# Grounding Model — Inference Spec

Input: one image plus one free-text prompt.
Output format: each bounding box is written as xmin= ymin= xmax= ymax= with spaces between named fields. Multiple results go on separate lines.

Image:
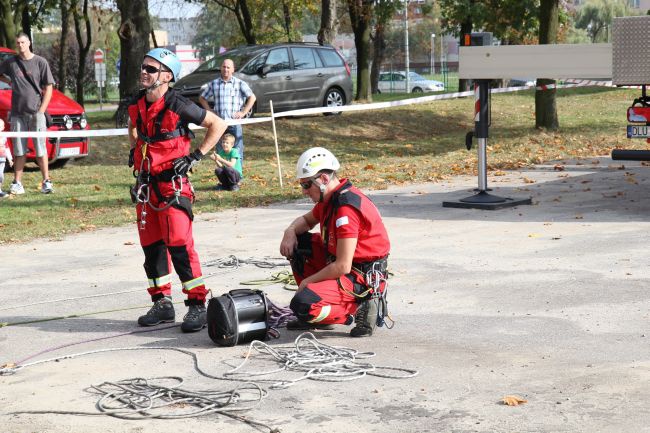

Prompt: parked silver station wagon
xmin=174 ymin=43 xmax=354 ymax=116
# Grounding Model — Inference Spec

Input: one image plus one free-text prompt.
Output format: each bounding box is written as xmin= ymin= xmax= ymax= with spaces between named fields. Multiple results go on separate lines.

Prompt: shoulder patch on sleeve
xmin=335 ymin=216 xmax=349 ymax=228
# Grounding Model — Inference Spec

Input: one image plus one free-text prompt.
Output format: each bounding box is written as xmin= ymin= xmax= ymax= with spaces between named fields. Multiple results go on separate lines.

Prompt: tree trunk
xmin=211 ymin=0 xmax=256 ymax=44
xmin=535 ymin=0 xmax=559 ymax=130
xmin=282 ymin=0 xmax=292 ymax=42
xmin=73 ymin=0 xmax=91 ymax=105
xmin=0 ymin=0 xmax=16 ymax=48
xmin=116 ymin=0 xmax=151 ymax=101
xmin=370 ymin=22 xmax=386 ymax=94
xmin=348 ymin=0 xmax=373 ymax=101
xmin=236 ymin=0 xmax=256 ymax=44
xmin=21 ymin=6 xmax=31 ymax=40
xmin=58 ymin=0 xmax=70 ymax=92
xmin=318 ymin=0 xmax=337 ymax=45
xmin=458 ymin=17 xmax=472 ymax=92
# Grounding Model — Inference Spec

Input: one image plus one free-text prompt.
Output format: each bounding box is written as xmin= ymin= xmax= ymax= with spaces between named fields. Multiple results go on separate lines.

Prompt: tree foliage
xmin=575 ymin=0 xmax=628 ymax=43
xmin=204 ymin=0 xmax=318 ymax=45
xmin=439 ymin=0 xmax=539 ymax=44
xmin=0 ymin=0 xmax=58 ymax=47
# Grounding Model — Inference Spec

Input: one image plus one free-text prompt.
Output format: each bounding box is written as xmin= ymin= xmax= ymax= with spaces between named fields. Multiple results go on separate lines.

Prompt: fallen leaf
xmin=502 ymin=395 xmax=528 ymax=406
xmin=493 ymin=170 xmax=506 ymax=176
xmin=124 ymin=241 xmax=135 ymax=245
xmin=553 ymin=164 xmax=565 ymax=171
xmin=522 ymin=177 xmax=535 ymax=184
xmin=94 ymin=185 xmax=101 ymax=191
xmin=528 ymin=233 xmax=540 ymax=238
xmin=364 ymin=164 xmax=375 ymax=170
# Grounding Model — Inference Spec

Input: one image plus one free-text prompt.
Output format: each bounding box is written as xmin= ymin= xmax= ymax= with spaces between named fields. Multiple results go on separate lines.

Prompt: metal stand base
xmin=443 ymin=191 xmax=532 ymax=210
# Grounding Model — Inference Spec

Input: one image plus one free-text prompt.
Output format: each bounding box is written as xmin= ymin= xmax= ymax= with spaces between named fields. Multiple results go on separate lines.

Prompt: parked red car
xmin=0 ymin=47 xmax=89 ymax=168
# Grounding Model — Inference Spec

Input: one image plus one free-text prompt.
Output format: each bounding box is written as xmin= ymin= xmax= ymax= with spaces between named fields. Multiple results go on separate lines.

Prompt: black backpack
xmin=207 ymin=289 xmax=269 ymax=346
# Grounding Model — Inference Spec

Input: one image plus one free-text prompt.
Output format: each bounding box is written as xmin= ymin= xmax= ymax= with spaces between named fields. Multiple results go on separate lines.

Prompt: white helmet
xmin=295 ymin=147 xmax=340 ymax=179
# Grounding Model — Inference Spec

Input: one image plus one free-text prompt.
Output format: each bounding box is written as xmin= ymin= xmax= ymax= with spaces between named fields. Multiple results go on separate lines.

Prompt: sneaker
xmin=214 ymin=184 xmax=226 ymax=191
xmin=41 ymin=179 xmax=54 ymax=194
xmin=137 ymin=297 xmax=175 ymax=326
xmin=229 ymin=184 xmax=240 ymax=192
xmin=350 ymin=296 xmax=379 ymax=338
xmin=9 ymin=181 xmax=24 ymax=195
xmin=181 ymin=301 xmax=207 ymax=333
xmin=0 ymin=191 xmax=7 ymax=198
xmin=286 ymin=319 xmax=334 ymax=331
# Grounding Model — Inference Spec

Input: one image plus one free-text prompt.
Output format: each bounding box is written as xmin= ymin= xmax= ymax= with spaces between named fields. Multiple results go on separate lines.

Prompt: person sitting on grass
xmin=209 ymin=132 xmax=242 ymax=191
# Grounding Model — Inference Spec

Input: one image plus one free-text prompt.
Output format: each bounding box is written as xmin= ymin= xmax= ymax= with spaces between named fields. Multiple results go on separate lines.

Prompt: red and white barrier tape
xmin=0 ymin=79 xmax=633 ymax=139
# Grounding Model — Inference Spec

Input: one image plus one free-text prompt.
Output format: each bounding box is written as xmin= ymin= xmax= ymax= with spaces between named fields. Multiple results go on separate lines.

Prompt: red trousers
xmin=290 ymin=233 xmax=383 ymax=325
xmin=136 ymin=180 xmax=207 ymax=302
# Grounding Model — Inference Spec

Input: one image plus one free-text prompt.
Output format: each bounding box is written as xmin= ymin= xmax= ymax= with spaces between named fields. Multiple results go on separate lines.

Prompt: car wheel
xmin=49 ymin=159 xmax=69 ymax=169
xmin=323 ymin=88 xmax=345 ymax=116
xmin=412 ymin=87 xmax=423 ymax=93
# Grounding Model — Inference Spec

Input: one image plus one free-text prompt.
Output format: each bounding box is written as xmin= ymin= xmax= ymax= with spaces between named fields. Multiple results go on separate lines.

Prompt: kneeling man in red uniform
xmin=280 ymin=147 xmax=390 ymax=337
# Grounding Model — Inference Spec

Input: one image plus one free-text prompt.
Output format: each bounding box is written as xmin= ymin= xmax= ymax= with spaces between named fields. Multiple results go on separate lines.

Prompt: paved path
xmin=1 ymin=157 xmax=649 ymax=433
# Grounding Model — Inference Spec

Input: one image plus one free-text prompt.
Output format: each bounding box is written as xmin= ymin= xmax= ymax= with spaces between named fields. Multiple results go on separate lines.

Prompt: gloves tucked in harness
xmin=172 ymin=148 xmax=204 ymax=176
xmin=128 ymin=148 xmax=135 ymax=168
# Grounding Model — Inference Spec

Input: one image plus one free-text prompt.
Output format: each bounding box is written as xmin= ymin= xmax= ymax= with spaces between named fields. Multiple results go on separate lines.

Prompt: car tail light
xmin=344 ymin=61 xmax=351 ymax=77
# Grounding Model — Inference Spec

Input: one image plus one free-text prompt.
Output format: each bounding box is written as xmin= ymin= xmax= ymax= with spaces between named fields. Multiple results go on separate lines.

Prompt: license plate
xmin=58 ymin=147 xmax=80 ymax=157
xmin=627 ymin=124 xmax=650 ymax=138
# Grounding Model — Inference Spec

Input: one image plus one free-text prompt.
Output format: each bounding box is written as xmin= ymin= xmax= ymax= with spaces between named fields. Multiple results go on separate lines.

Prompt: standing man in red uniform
xmin=280 ymin=147 xmax=391 ymax=337
xmin=128 ymin=48 xmax=227 ymax=332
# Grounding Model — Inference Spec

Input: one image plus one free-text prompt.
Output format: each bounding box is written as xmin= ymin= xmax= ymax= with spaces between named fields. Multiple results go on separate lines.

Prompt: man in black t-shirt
xmin=0 ymin=32 xmax=55 ymax=194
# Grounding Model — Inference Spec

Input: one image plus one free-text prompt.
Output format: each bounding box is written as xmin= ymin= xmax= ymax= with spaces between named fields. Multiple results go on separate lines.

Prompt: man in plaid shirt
xmin=199 ymin=59 xmax=256 ymax=164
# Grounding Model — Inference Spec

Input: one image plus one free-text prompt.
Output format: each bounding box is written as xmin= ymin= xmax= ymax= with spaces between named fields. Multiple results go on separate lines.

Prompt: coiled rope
xmin=225 ymin=332 xmax=418 ymax=389
xmin=3 ymin=333 xmax=417 ymax=432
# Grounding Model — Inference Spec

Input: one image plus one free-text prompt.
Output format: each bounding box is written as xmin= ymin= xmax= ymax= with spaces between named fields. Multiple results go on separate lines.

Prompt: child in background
xmin=209 ymin=132 xmax=242 ymax=191
xmin=0 ymin=118 xmax=14 ymax=198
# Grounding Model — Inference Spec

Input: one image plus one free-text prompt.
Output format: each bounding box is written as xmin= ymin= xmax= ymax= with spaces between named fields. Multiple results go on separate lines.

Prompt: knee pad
xmin=289 ymin=287 xmax=321 ymax=321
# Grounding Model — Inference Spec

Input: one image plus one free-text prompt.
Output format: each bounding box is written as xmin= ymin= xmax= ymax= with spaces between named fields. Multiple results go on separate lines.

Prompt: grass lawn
xmin=0 ymin=86 xmax=646 ymax=243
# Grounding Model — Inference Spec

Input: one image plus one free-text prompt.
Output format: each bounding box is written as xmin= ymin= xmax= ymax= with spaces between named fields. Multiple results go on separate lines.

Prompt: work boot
xmin=138 ymin=296 xmax=175 ymax=326
xmin=181 ymin=300 xmax=207 ymax=333
xmin=286 ymin=319 xmax=334 ymax=331
xmin=350 ymin=296 xmax=379 ymax=338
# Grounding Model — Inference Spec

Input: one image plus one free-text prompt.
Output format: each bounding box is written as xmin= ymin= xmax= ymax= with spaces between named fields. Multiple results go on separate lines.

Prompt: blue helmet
xmin=144 ymin=48 xmax=181 ymax=82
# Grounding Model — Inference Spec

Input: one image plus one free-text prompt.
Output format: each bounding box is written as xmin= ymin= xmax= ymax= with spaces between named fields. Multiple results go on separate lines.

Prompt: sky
xmin=149 ymin=0 xmax=202 ymax=19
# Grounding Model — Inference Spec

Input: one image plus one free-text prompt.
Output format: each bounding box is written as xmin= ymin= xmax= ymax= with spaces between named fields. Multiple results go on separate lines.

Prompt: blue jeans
xmin=217 ymin=125 xmax=244 ymax=162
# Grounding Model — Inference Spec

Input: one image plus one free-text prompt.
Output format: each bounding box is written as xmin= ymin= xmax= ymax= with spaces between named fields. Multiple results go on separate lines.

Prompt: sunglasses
xmin=299 ymin=179 xmax=314 ymax=190
xmin=141 ymin=64 xmax=161 ymax=74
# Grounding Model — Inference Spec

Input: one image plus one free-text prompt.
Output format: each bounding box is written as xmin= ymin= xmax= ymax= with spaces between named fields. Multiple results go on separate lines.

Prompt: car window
xmin=394 ymin=74 xmax=405 ymax=81
xmin=291 ymin=47 xmax=317 ymax=70
xmin=313 ymin=49 xmax=323 ymax=68
xmin=316 ymin=48 xmax=344 ymax=67
xmin=195 ymin=46 xmax=266 ymax=73
xmin=265 ymin=48 xmax=291 ymax=73
xmin=379 ymin=73 xmax=390 ymax=82
xmin=0 ymin=81 xmax=9 ymax=90
xmin=241 ymin=52 xmax=267 ymax=75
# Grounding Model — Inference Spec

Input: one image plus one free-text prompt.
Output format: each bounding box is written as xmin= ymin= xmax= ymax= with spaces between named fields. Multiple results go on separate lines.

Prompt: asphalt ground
xmin=1 ymin=156 xmax=649 ymax=433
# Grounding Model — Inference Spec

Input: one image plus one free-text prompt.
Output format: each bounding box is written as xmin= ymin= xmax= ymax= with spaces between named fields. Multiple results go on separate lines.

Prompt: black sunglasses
xmin=141 ymin=64 xmax=161 ymax=74
xmin=300 ymin=179 xmax=313 ymax=190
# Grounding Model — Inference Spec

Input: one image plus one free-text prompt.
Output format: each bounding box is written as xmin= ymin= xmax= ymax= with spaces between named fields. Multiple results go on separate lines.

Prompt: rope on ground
xmin=266 ymin=297 xmax=296 ymax=331
xmin=224 ymin=332 xmax=419 ymax=389
xmin=240 ymin=270 xmax=297 ymax=291
xmin=3 ymin=334 xmax=417 ymax=430
xmin=0 ymin=288 xmax=143 ymax=312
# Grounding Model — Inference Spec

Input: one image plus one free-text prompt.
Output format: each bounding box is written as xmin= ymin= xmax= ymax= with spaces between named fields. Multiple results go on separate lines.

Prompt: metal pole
xmin=269 ymin=100 xmax=283 ymax=188
xmin=430 ymin=34 xmax=435 ymax=74
xmin=476 ymin=80 xmax=489 ymax=192
xmin=404 ymin=0 xmax=410 ymax=94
